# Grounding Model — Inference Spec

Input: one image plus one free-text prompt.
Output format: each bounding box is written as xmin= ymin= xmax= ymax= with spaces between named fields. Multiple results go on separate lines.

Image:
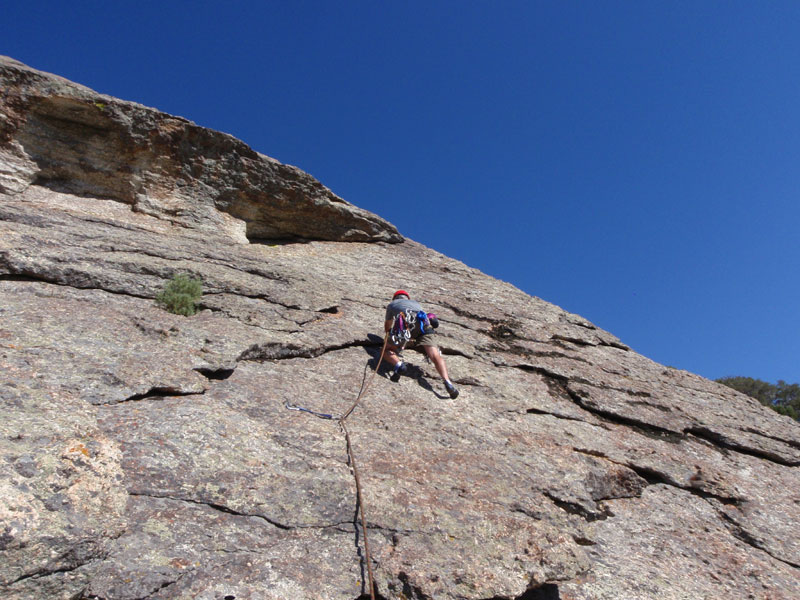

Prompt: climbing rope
xmin=340 ymin=329 xmax=391 ymax=421
xmin=340 ymin=419 xmax=377 ymax=600
xmin=285 ymin=321 xmax=394 ymax=600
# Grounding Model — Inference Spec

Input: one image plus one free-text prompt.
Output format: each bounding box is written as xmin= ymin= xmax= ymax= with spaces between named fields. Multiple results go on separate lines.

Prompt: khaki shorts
xmin=413 ymin=332 xmax=438 ymax=347
xmin=387 ymin=331 xmax=437 ymax=351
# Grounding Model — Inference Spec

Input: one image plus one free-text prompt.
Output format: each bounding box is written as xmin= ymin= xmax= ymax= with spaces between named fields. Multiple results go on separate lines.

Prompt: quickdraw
xmin=284 ymin=401 xmax=334 ymax=420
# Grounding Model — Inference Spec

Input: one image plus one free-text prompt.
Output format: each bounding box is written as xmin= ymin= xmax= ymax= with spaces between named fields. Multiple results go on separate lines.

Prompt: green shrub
xmin=156 ymin=273 xmax=203 ymax=316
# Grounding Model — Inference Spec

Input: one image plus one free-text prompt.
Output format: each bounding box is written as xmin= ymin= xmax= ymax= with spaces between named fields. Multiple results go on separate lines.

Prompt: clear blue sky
xmin=4 ymin=1 xmax=799 ymax=384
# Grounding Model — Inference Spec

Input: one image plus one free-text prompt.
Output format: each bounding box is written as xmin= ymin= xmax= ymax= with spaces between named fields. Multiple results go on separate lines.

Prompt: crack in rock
xmin=739 ymin=426 xmax=800 ymax=451
xmin=683 ymin=426 xmax=800 ymax=467
xmin=128 ymin=492 xmax=293 ymax=531
xmin=7 ymin=550 xmax=102 ymax=587
xmin=524 ymin=407 xmax=588 ymax=423
xmin=712 ymin=506 xmax=800 ymax=570
xmin=127 ymin=491 xmax=365 ymax=536
xmin=237 ymin=339 xmax=379 ymax=362
xmin=571 ymin=447 xmax=745 ymax=507
xmin=0 ymin=271 xmax=152 ymax=300
xmin=114 ymin=386 xmax=206 ymax=404
xmin=543 ymin=491 xmax=613 ymax=522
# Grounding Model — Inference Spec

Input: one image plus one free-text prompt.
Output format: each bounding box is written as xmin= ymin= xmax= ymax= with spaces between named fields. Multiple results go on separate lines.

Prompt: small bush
xmin=156 ymin=273 xmax=203 ymax=316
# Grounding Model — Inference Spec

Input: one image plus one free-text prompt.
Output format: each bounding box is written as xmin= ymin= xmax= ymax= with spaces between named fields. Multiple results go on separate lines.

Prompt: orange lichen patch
xmin=65 ymin=442 xmax=90 ymax=458
xmin=170 ymin=557 xmax=191 ymax=569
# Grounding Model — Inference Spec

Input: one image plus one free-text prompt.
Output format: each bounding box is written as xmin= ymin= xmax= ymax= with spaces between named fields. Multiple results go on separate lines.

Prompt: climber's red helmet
xmin=393 ymin=290 xmax=409 ymax=300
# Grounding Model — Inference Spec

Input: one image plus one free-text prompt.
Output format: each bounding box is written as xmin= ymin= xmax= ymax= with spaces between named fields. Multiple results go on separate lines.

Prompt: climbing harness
xmin=390 ymin=308 xmax=434 ymax=347
xmin=284 ymin=321 xmax=394 ymax=600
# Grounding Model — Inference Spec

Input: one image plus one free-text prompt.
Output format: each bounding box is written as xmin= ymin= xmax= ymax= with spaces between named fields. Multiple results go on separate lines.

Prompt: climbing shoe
xmin=390 ymin=362 xmax=407 ymax=382
xmin=445 ymin=381 xmax=459 ymax=399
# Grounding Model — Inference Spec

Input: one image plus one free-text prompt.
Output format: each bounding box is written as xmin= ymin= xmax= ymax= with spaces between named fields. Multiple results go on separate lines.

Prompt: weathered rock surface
xmin=1 ymin=57 xmax=798 ymax=600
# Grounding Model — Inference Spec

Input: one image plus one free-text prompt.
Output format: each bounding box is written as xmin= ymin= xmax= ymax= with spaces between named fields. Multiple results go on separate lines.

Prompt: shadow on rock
xmin=361 ymin=338 xmax=443 ymax=398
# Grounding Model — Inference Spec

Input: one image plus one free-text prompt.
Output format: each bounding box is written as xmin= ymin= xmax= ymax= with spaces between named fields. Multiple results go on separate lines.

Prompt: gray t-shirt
xmin=385 ymin=297 xmax=423 ymax=321
xmin=386 ymin=298 xmax=429 ymax=336
xmin=385 ymin=298 xmax=437 ymax=341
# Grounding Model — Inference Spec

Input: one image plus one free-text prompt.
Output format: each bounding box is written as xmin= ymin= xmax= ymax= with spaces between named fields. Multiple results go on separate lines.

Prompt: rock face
xmin=1 ymin=57 xmax=798 ymax=600
xmin=0 ymin=56 xmax=401 ymax=244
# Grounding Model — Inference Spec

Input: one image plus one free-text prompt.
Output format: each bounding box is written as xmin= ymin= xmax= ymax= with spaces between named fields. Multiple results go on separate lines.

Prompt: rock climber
xmin=382 ymin=290 xmax=459 ymax=399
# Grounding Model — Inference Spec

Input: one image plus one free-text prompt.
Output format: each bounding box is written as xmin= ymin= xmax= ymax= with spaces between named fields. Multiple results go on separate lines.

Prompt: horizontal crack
xmin=564 ymin=390 xmax=685 ymax=442
xmin=436 ymin=302 xmax=511 ymax=325
xmin=524 ymin=407 xmax=589 ymax=423
xmin=508 ymin=360 xmax=798 ymax=470
xmin=127 ymin=491 xmax=361 ymax=534
xmin=237 ymin=338 xmax=380 ymax=362
xmin=684 ymin=426 xmax=799 ymax=468
xmin=713 ymin=506 xmax=800 ymax=570
xmin=550 ymin=335 xmax=595 ymax=347
xmin=493 ymin=347 xmax=593 ymax=366
xmin=524 ymin=371 xmax=681 ymax=442
xmin=505 ymin=363 xmax=569 ymax=382
xmin=550 ymin=334 xmax=628 ymax=351
xmin=739 ymin=426 xmax=800 ymax=451
xmin=128 ymin=492 xmax=293 ymax=530
xmin=2 ymin=261 xmax=304 ymax=316
xmin=0 ymin=270 xmax=154 ymax=300
xmin=97 ymin=247 xmax=289 ymax=283
xmin=543 ymin=491 xmax=610 ymax=522
xmin=7 ymin=551 xmax=101 ymax=587
xmin=201 ymin=290 xmax=303 ymax=311
xmin=440 ymin=347 xmax=472 ymax=358
xmin=111 ymin=387 xmax=205 ymax=404
xmin=572 ymin=447 xmax=744 ymax=507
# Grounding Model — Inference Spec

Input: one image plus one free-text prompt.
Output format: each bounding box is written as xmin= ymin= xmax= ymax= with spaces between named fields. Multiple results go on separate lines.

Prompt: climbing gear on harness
xmin=390 ymin=311 xmax=414 ymax=347
xmin=390 ymin=308 xmax=439 ymax=346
